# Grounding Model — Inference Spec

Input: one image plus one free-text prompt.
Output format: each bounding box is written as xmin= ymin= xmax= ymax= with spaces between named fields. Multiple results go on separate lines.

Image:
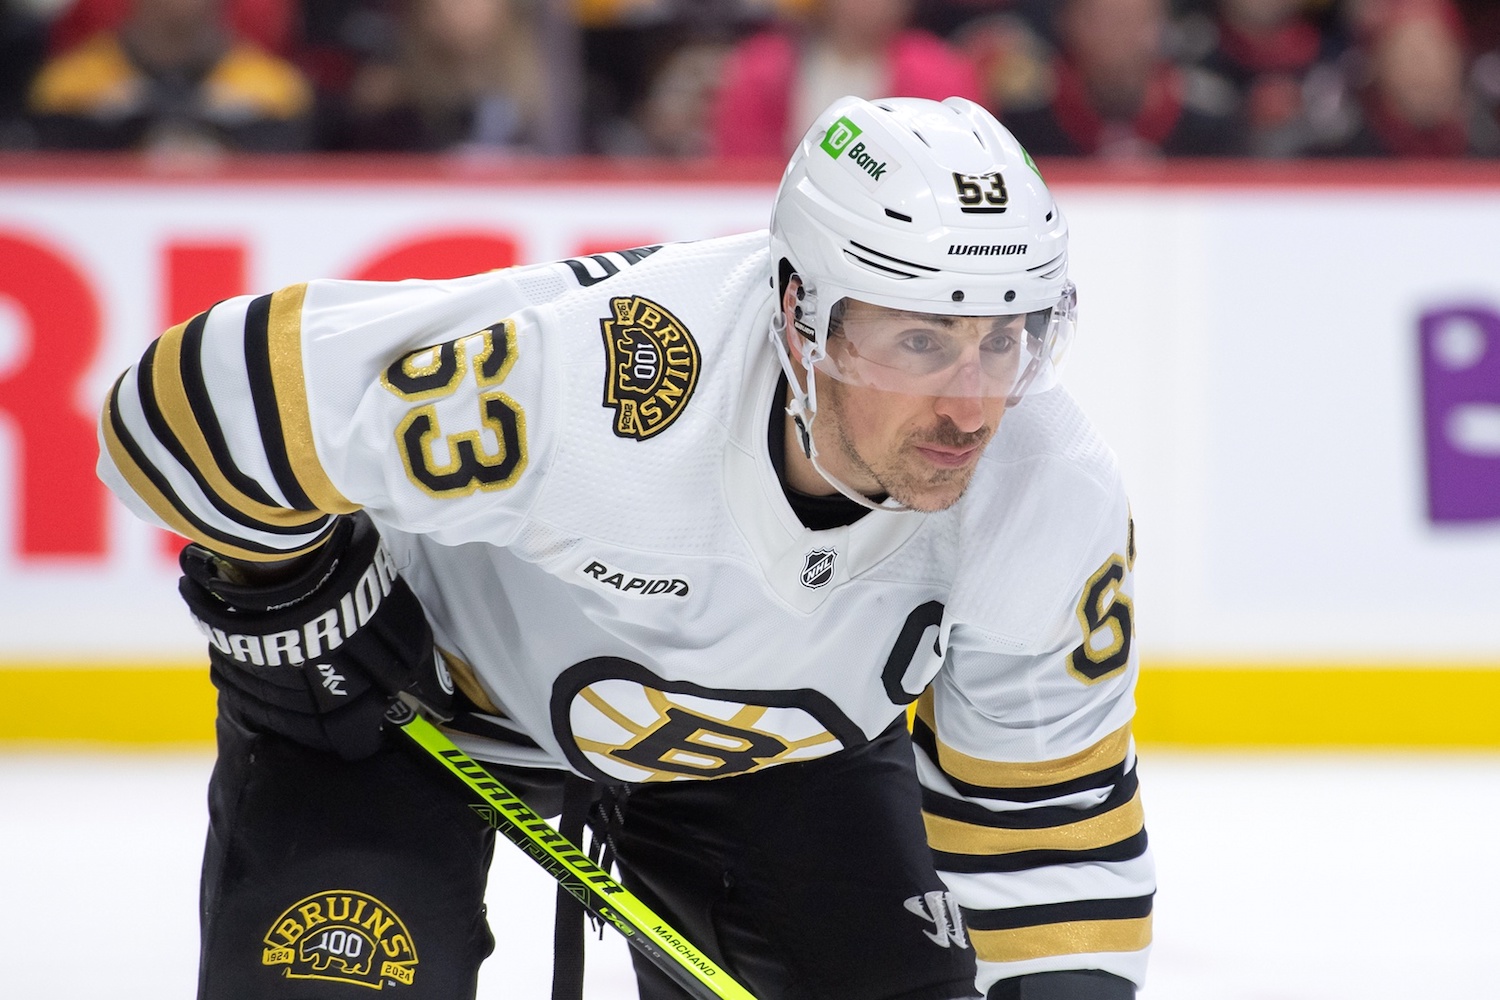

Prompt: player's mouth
xmin=906 ymin=437 xmax=990 ymax=470
xmin=908 ymin=420 xmax=993 ymax=471
xmin=913 ymin=442 xmax=983 ymax=468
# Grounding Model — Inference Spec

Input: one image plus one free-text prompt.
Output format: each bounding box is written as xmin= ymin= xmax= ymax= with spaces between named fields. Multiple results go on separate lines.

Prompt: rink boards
xmin=0 ymin=159 xmax=1496 ymax=746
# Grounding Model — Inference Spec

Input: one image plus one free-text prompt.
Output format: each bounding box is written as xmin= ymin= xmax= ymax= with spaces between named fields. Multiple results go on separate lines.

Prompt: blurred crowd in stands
xmin=2 ymin=0 xmax=1499 ymax=159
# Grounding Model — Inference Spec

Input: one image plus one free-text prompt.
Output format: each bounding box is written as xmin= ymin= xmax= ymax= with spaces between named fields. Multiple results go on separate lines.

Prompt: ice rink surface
xmin=3 ymin=749 xmax=1497 ymax=1000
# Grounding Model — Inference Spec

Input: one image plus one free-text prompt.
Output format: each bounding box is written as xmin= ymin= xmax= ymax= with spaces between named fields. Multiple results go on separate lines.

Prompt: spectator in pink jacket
xmin=713 ymin=0 xmax=983 ymax=157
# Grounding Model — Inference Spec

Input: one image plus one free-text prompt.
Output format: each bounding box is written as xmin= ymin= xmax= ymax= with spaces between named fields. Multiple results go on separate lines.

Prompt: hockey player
xmin=99 ymin=96 xmax=1153 ymax=1000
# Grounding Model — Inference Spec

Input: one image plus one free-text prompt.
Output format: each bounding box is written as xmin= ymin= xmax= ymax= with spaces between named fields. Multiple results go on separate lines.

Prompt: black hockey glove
xmin=179 ymin=511 xmax=454 ymax=761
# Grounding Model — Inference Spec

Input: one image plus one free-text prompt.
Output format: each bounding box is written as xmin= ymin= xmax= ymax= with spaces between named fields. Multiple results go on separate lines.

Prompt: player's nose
xmin=931 ymin=391 xmax=987 ymax=434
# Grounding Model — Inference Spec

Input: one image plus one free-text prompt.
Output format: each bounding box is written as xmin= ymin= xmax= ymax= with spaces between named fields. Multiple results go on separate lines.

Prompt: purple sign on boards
xmin=1419 ymin=306 xmax=1500 ymax=523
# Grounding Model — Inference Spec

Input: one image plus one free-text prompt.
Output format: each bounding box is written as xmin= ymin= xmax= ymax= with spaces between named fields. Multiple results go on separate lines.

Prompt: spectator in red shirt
xmin=712 ymin=0 xmax=983 ymax=157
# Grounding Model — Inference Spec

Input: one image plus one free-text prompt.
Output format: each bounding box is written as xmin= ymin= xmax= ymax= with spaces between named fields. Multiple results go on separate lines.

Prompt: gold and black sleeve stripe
xmin=101 ymin=284 xmax=367 ymax=560
xmin=242 ymin=285 xmax=358 ymax=516
xmin=101 ymin=374 xmax=327 ymax=562
xmin=912 ymin=689 xmax=1130 ymax=803
xmin=963 ymin=894 xmax=1153 ymax=964
xmin=135 ymin=332 xmax=329 ymax=539
xmin=915 ymin=691 xmax=1147 ymax=873
xmin=922 ymin=766 xmax=1146 ymax=875
xmin=171 ymin=308 xmax=327 ymax=525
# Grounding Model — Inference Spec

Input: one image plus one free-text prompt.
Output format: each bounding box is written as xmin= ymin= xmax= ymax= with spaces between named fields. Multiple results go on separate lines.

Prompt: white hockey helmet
xmin=769 ymin=95 xmax=1075 ymax=404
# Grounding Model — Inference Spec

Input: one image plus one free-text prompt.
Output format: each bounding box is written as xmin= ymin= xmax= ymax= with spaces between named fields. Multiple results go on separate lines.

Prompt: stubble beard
xmin=820 ymin=383 xmax=993 ymax=513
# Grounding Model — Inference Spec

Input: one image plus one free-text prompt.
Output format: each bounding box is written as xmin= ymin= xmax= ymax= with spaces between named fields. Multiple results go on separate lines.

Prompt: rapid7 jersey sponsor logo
xmin=579 ymin=559 xmax=690 ymax=597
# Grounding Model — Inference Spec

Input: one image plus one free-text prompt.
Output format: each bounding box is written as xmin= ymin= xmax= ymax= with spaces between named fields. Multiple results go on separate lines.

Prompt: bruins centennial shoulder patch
xmin=262 ymin=890 xmax=418 ymax=989
xmin=599 ymin=295 xmax=700 ymax=440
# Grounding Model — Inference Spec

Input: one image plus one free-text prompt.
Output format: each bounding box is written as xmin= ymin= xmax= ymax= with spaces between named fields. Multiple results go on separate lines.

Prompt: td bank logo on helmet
xmin=820 ymin=115 xmax=896 ymax=184
xmin=820 ymin=116 xmax=862 ymax=157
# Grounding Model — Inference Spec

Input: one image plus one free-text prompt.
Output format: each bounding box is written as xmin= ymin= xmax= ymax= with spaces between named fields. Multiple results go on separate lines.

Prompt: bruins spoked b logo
xmin=262 ymin=890 xmax=418 ymax=989
xmin=599 ymin=295 xmax=700 ymax=440
xmin=553 ymin=657 xmax=868 ymax=783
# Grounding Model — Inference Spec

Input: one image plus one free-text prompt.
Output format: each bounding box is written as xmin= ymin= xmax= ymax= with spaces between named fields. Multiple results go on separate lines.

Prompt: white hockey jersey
xmin=99 ymin=232 xmax=1153 ymax=990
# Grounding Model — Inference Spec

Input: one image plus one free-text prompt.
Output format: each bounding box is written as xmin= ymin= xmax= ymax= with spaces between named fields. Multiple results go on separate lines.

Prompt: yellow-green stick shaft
xmin=396 ymin=711 xmax=758 ymax=1000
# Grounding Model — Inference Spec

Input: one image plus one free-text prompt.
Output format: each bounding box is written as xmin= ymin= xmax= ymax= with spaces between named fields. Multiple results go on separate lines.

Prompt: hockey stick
xmin=389 ymin=701 xmax=759 ymax=1000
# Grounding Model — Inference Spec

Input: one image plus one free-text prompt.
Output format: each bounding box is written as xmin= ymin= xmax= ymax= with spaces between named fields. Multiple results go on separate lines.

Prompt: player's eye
xmin=898 ymin=330 xmax=943 ymax=353
xmin=981 ymin=333 xmax=1017 ymax=355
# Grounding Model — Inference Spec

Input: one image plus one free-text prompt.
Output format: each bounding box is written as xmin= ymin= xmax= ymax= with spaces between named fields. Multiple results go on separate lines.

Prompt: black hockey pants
xmin=197 ymin=710 xmax=976 ymax=1000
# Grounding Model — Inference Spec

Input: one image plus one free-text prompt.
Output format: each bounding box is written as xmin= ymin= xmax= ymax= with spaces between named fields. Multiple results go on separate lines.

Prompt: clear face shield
xmin=813 ymin=281 xmax=1076 ymax=405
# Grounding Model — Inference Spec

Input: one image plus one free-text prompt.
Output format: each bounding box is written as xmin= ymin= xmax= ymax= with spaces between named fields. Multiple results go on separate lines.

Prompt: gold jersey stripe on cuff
xmin=152 ymin=317 xmax=328 ymax=530
xmin=916 ymin=688 xmax=1130 ymax=789
xmin=101 ymin=386 xmax=326 ymax=563
xmin=970 ymin=915 xmax=1152 ymax=963
xmin=266 ymin=283 xmax=358 ymax=515
xmin=923 ymin=789 xmax=1144 ymax=855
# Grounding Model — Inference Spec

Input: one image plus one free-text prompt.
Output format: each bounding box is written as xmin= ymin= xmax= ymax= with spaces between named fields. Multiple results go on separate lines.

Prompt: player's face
xmin=788 ymin=297 xmax=1010 ymax=512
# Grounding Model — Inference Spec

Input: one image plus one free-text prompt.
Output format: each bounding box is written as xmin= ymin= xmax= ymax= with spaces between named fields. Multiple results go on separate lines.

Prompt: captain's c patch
xmin=599 ymin=295 xmax=700 ymax=440
xmin=262 ymin=890 xmax=418 ymax=990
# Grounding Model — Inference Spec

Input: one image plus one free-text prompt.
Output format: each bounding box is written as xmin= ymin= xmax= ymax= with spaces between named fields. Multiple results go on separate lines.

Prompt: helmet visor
xmin=815 ymin=284 xmax=1075 ymax=400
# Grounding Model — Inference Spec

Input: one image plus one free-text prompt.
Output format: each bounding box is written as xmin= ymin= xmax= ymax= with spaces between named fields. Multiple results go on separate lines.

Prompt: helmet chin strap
xmin=769 ymin=311 xmax=911 ymax=514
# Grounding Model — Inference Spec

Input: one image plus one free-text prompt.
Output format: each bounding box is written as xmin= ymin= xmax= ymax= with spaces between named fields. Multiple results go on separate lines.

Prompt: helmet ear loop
xmin=1005 ymin=348 xmax=1044 ymax=407
xmin=777 ymin=272 xmax=828 ymax=460
xmin=791 ymin=335 xmax=827 ymax=460
xmin=770 ymin=304 xmax=823 ymax=460
xmin=768 ymin=291 xmax=912 ymax=513
xmin=789 ymin=316 xmax=910 ymax=513
xmin=1005 ymin=316 xmax=1061 ymax=408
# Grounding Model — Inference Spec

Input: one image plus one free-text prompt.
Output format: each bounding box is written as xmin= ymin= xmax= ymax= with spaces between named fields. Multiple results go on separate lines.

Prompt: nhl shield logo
xmin=800 ymin=549 xmax=837 ymax=589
